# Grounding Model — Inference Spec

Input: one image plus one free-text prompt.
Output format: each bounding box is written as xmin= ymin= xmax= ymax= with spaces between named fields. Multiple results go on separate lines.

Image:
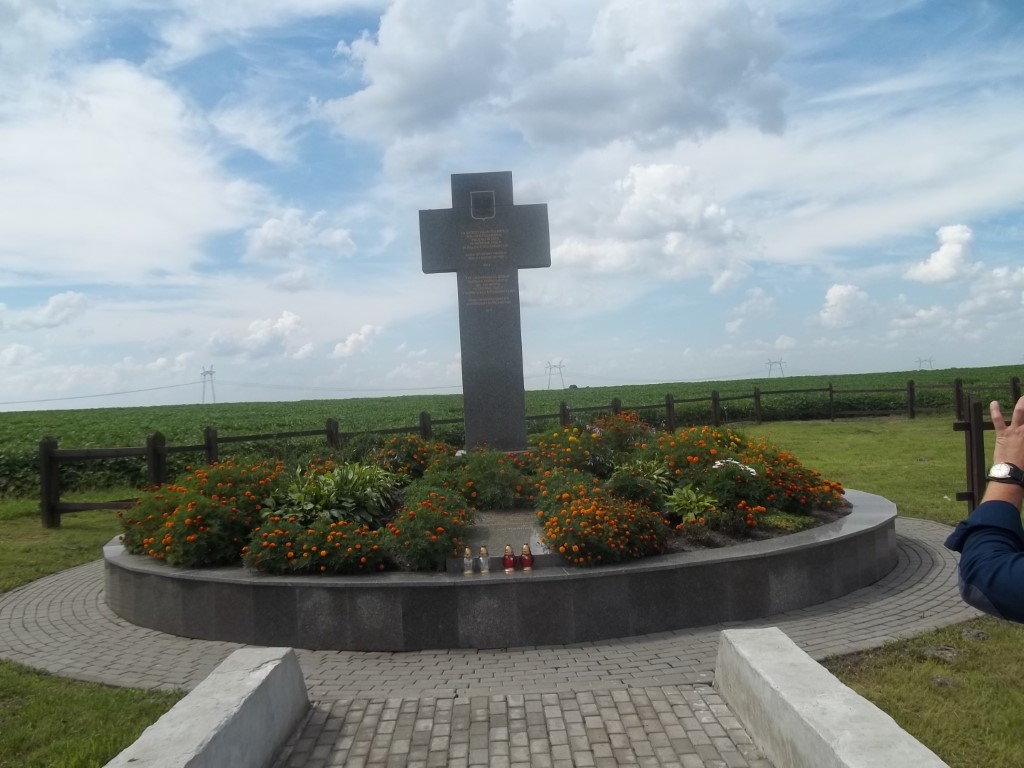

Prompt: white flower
xmin=712 ymin=458 xmax=757 ymax=476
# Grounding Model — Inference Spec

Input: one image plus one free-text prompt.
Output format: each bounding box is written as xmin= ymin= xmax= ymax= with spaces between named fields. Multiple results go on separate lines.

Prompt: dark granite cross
xmin=419 ymin=172 xmax=550 ymax=451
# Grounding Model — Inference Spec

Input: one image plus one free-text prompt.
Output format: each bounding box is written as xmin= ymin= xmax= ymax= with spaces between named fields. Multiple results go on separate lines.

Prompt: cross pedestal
xmin=419 ymin=172 xmax=550 ymax=451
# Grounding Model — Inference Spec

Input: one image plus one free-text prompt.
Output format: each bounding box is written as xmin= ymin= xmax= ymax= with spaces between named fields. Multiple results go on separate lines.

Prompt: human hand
xmin=991 ymin=396 xmax=1024 ymax=468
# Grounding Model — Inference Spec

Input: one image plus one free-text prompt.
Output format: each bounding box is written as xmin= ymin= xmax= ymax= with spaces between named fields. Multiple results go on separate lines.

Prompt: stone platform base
xmin=105 ymin=490 xmax=896 ymax=651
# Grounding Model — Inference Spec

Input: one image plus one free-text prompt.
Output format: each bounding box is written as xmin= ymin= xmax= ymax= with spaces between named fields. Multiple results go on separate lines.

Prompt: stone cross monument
xmin=419 ymin=171 xmax=550 ymax=451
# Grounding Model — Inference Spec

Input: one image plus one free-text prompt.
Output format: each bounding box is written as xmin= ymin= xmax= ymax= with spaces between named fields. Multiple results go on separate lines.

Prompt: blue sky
xmin=2 ymin=0 xmax=1023 ymax=411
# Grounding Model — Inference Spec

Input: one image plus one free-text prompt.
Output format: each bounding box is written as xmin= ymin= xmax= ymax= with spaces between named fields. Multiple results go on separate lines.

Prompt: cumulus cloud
xmin=245 ymin=209 xmax=356 ymax=263
xmin=0 ymin=1 xmax=84 ymax=93
xmin=0 ymin=60 xmax=266 ymax=284
xmin=0 ymin=343 xmax=36 ymax=366
xmin=208 ymin=310 xmax=307 ymax=360
xmin=332 ymin=324 xmax=382 ymax=357
xmin=326 ymin=0 xmax=786 ymax=149
xmin=819 ymin=284 xmax=871 ymax=328
xmin=774 ymin=334 xmax=796 ymax=350
xmin=552 ymin=162 xmax=750 ymax=290
xmin=904 ymin=224 xmax=975 ymax=283
xmin=5 ymin=292 xmax=88 ymax=331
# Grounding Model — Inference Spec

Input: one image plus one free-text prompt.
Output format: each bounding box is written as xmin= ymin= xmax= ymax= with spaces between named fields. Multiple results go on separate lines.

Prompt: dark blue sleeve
xmin=945 ymin=500 xmax=1024 ymax=623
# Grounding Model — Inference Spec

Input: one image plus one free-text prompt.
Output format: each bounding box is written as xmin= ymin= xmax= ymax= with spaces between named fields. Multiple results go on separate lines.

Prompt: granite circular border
xmin=104 ymin=489 xmax=897 ymax=651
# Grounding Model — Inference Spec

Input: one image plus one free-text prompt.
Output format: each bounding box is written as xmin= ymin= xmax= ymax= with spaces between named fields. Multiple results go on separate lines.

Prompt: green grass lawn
xmin=0 ymin=414 xmax=1010 ymax=766
xmin=0 ymin=660 xmax=181 ymax=768
xmin=746 ymin=414 xmax=971 ymax=525
xmin=822 ymin=616 xmax=1024 ymax=768
xmin=0 ymin=491 xmax=133 ymax=593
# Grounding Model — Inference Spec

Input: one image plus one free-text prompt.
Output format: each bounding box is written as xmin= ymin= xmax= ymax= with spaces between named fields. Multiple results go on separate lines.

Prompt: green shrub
xmin=530 ymin=425 xmax=613 ymax=477
xmin=456 ymin=449 xmax=534 ymax=509
xmin=242 ymin=516 xmax=388 ymax=574
xmin=369 ymin=435 xmax=455 ymax=479
xmin=383 ymin=480 xmax=473 ymax=571
xmin=261 ymin=461 xmax=401 ymax=528
xmin=536 ymin=470 xmax=669 ymax=566
xmin=118 ymin=459 xmax=283 ymax=565
xmin=604 ymin=458 xmax=674 ymax=510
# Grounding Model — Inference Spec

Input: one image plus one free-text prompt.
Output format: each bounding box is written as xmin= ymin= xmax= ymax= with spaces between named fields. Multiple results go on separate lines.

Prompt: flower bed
xmin=118 ymin=412 xmax=845 ymax=574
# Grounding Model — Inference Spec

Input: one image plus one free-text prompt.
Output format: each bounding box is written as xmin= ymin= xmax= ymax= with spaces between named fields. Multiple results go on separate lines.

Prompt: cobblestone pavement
xmin=0 ymin=517 xmax=977 ymax=767
xmin=272 ymin=687 xmax=771 ymax=768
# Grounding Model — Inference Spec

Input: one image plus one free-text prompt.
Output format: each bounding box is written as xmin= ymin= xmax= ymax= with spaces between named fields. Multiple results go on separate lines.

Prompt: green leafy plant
xmin=262 ymin=461 xmax=401 ymax=528
xmin=604 ymin=457 xmax=674 ymax=510
xmin=663 ymin=484 xmax=718 ymax=526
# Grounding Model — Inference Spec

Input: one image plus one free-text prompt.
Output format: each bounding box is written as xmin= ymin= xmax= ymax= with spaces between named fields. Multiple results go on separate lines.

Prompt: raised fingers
xmin=991 ymin=400 xmax=1007 ymax=431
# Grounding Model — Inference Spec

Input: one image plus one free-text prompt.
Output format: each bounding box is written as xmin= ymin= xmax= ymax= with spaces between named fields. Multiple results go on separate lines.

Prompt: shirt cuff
xmin=944 ymin=500 xmax=1024 ymax=552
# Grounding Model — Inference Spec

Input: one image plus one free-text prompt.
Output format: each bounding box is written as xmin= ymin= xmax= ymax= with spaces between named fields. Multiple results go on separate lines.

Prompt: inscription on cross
xmin=419 ymin=172 xmax=550 ymax=451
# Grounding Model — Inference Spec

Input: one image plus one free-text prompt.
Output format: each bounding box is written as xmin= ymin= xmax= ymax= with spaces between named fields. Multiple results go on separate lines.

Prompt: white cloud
xmin=819 ymin=284 xmax=871 ymax=328
xmin=904 ymin=225 xmax=975 ymax=283
xmin=326 ymin=0 xmax=786 ymax=149
xmin=245 ymin=209 xmax=356 ymax=263
xmin=548 ymin=162 xmax=750 ymax=291
xmin=208 ymin=310 xmax=307 ymax=360
xmin=774 ymin=334 xmax=797 ymax=350
xmin=0 ymin=343 xmax=36 ymax=366
xmin=0 ymin=61 xmax=266 ymax=284
xmin=4 ymin=292 xmax=88 ymax=330
xmin=210 ymin=102 xmax=304 ymax=163
xmin=292 ymin=342 xmax=315 ymax=360
xmin=0 ymin=1 xmax=84 ymax=93
xmin=148 ymin=0 xmax=390 ymax=67
xmin=332 ymin=324 xmax=382 ymax=357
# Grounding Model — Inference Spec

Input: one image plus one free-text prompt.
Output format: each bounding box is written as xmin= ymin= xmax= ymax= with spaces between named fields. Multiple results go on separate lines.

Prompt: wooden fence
xmin=953 ymin=398 xmax=997 ymax=514
xmin=38 ymin=376 xmax=1021 ymax=526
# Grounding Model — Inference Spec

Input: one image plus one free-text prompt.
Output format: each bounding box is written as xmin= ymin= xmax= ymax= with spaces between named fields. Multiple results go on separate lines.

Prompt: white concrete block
xmin=106 ymin=647 xmax=309 ymax=768
xmin=715 ymin=627 xmax=949 ymax=768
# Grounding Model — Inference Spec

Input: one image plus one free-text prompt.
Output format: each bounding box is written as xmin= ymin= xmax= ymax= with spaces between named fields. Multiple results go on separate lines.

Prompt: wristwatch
xmin=987 ymin=463 xmax=1024 ymax=486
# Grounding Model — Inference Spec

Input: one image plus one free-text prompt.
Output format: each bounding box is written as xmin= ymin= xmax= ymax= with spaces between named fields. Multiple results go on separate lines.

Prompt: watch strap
xmin=987 ymin=463 xmax=1024 ymax=486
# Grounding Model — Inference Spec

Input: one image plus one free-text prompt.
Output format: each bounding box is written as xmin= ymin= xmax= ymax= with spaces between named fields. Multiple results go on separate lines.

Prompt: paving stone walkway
xmin=0 ymin=517 xmax=978 ymax=768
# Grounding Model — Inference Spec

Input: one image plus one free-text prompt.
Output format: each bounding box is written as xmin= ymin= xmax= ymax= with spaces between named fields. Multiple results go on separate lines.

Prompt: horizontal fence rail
xmin=36 ymin=376 xmax=1021 ymax=526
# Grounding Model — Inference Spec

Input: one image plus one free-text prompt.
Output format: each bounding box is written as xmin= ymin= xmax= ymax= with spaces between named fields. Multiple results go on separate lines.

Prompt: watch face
xmin=991 ymin=464 xmax=1013 ymax=479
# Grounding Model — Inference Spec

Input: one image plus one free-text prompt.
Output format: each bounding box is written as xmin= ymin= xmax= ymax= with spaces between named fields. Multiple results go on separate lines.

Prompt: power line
xmin=0 ymin=380 xmax=203 ymax=407
xmin=217 ymin=380 xmax=464 ymax=393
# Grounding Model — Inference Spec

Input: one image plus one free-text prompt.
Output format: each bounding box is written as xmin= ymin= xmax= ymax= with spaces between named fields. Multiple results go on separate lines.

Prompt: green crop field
xmin=1 ymin=364 xmax=1020 ymax=498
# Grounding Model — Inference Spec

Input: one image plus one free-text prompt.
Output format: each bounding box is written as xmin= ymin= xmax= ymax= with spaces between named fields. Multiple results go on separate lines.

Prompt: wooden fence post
xmin=203 ymin=426 xmax=219 ymax=464
xmin=1011 ymin=376 xmax=1021 ymax=403
xmin=906 ymin=379 xmax=916 ymax=420
xmin=965 ymin=399 xmax=987 ymax=513
xmin=611 ymin=398 xmax=622 ymax=415
xmin=711 ymin=390 xmax=721 ymax=426
xmin=664 ymin=394 xmax=675 ymax=432
xmin=828 ymin=383 xmax=835 ymax=422
xmin=559 ymin=402 xmax=571 ymax=427
xmin=953 ymin=378 xmax=965 ymax=420
xmin=326 ymin=418 xmax=341 ymax=450
xmin=419 ymin=411 xmax=433 ymax=440
xmin=753 ymin=386 xmax=762 ymax=424
xmin=39 ymin=436 xmax=61 ymax=528
xmin=146 ymin=432 xmax=168 ymax=487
